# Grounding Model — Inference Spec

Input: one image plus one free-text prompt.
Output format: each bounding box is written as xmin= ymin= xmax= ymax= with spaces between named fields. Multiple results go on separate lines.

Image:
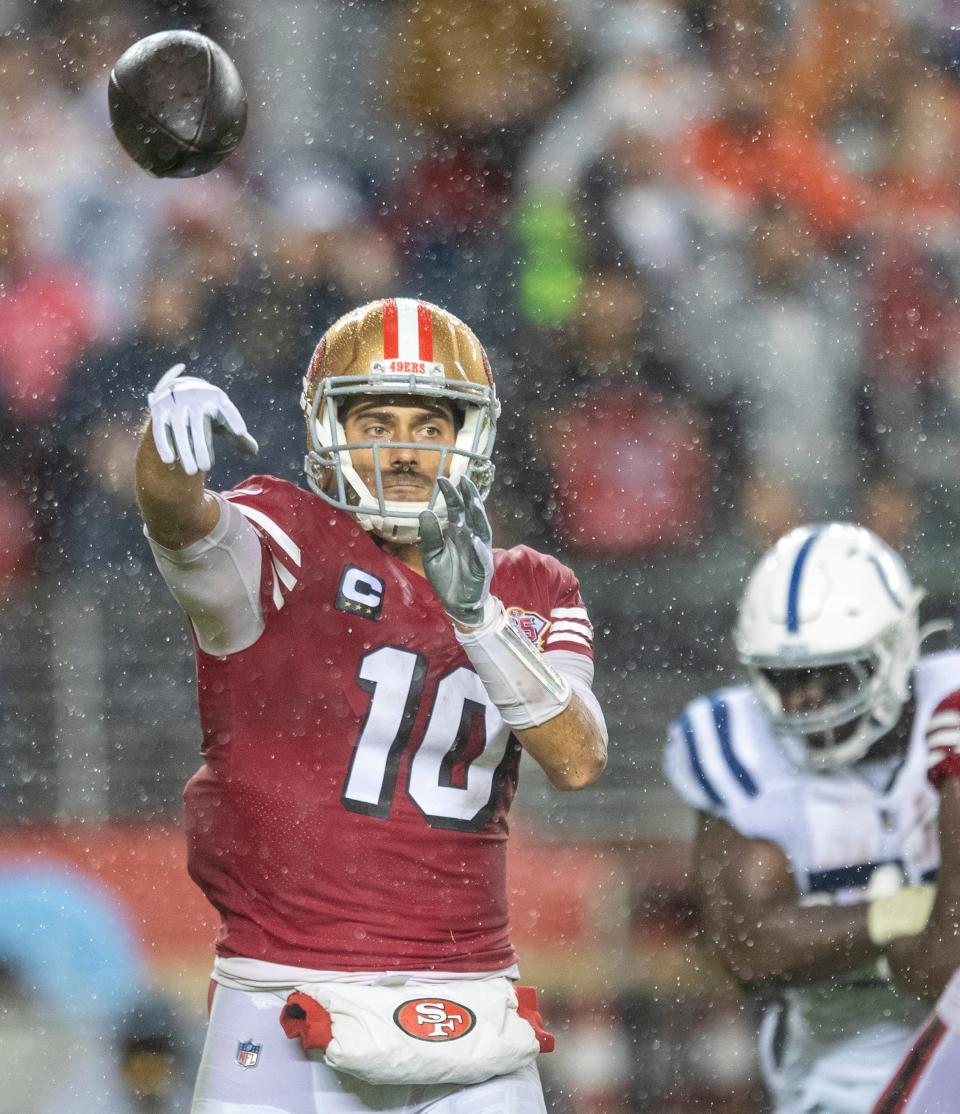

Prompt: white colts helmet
xmin=734 ymin=523 xmax=923 ymax=771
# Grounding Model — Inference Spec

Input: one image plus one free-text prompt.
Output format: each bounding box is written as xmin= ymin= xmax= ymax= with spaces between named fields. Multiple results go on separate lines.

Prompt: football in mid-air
xmin=108 ymin=30 xmax=247 ymax=178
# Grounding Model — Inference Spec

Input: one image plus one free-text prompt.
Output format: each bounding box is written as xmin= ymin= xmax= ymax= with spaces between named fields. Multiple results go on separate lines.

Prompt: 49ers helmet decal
xmin=300 ymin=298 xmax=500 ymax=542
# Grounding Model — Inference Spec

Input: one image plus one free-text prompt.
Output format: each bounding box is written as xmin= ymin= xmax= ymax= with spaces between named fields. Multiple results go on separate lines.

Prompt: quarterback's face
xmin=343 ymin=398 xmax=458 ymax=500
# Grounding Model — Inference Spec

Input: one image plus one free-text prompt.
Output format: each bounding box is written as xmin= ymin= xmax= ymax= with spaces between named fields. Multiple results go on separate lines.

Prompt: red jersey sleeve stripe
xmin=382 ymin=298 xmax=399 ymax=358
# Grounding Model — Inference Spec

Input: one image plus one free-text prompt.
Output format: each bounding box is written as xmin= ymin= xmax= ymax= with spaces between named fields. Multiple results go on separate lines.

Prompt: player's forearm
xmin=135 ymin=419 xmax=219 ymax=549
xmin=887 ymin=778 xmax=960 ymax=999
xmin=514 ymin=693 xmax=607 ymax=790
xmin=703 ymin=902 xmax=877 ymax=987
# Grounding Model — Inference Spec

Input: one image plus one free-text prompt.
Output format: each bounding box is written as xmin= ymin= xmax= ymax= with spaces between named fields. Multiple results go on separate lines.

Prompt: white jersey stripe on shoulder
xmin=546 ymin=632 xmax=592 ymax=649
xmin=550 ymin=607 xmax=589 ymax=619
xmin=271 ymin=554 xmax=297 ymax=592
xmin=395 ymin=298 xmax=421 ymax=360
xmin=270 ymin=563 xmax=285 ymax=610
xmin=231 ymin=503 xmax=302 ymax=567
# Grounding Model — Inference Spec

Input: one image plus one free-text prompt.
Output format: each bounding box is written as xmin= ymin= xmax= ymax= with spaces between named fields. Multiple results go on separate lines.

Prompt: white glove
xmin=148 ymin=363 xmax=258 ymax=476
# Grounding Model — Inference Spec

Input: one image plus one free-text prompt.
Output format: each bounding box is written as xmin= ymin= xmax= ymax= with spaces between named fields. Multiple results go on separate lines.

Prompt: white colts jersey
xmin=663 ymin=652 xmax=960 ymax=1114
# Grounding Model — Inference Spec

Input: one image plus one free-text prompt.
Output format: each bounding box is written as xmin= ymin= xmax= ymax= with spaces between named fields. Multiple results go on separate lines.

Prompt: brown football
xmin=108 ymin=30 xmax=247 ymax=178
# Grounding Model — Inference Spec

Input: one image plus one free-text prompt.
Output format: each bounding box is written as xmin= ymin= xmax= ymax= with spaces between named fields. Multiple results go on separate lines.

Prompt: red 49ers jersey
xmin=184 ymin=476 xmax=594 ymax=972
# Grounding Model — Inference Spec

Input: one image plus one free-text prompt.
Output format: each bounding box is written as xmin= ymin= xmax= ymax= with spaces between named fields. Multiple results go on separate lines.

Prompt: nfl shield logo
xmin=236 ymin=1039 xmax=261 ymax=1069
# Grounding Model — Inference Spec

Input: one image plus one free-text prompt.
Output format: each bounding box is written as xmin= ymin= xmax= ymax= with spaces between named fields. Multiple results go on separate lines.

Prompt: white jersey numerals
xmin=341 ymin=646 xmax=514 ymax=830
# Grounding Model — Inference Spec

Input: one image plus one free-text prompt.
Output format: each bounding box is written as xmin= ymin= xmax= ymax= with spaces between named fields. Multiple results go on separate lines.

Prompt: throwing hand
xmin=148 ymin=363 xmax=258 ymax=476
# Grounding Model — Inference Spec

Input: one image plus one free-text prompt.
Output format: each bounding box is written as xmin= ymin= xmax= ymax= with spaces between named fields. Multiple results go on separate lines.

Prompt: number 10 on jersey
xmin=341 ymin=647 xmax=516 ymax=831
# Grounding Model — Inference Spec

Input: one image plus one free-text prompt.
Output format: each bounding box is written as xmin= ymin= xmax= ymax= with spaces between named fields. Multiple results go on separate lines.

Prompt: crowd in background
xmin=4 ymin=0 xmax=960 ymax=1109
xmin=6 ymin=0 xmax=960 ymax=589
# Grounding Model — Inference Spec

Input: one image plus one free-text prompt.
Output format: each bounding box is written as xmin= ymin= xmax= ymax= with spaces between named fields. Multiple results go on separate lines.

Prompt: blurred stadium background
xmin=3 ymin=0 xmax=960 ymax=1109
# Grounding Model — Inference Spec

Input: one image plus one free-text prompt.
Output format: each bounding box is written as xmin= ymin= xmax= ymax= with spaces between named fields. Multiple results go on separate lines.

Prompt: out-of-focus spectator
xmin=516 ymin=2 xmax=708 ymax=331
xmin=680 ymin=200 xmax=862 ymax=544
xmin=775 ymin=0 xmax=906 ymax=136
xmin=859 ymin=476 xmax=921 ymax=552
xmin=59 ymin=269 xmax=214 ymax=572
xmin=685 ymin=66 xmax=868 ymax=241
xmin=536 ymin=267 xmax=715 ymax=556
xmin=0 ymin=192 xmax=94 ymax=421
xmin=578 ymin=128 xmax=702 ymax=296
xmin=522 ymin=1 xmax=706 ymax=198
xmin=912 ymin=0 xmax=960 ymax=78
xmin=386 ymin=0 xmax=575 ymax=136
xmin=0 ymin=37 xmax=95 ymax=210
xmin=857 ymin=60 xmax=960 ymax=499
xmin=0 ymin=191 xmax=95 ymax=579
xmin=382 ymin=0 xmax=581 ymax=323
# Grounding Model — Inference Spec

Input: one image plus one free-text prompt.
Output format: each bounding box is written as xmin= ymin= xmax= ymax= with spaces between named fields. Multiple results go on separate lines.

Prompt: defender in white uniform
xmin=664 ymin=524 xmax=959 ymax=1114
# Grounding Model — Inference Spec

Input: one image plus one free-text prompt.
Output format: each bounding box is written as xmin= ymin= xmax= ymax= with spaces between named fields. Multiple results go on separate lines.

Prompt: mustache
xmin=381 ymin=471 xmax=432 ymax=489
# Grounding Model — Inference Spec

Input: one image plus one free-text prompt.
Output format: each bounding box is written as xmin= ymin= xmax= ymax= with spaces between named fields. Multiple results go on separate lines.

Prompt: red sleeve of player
xmin=926 ymin=690 xmax=960 ymax=788
xmin=540 ymin=555 xmax=594 ymax=659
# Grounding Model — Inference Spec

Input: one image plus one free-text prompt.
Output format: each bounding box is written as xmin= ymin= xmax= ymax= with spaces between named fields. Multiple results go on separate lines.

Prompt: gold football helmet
xmin=300 ymin=298 xmax=500 ymax=541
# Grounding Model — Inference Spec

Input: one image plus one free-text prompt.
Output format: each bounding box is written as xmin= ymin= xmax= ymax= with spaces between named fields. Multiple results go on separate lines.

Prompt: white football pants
xmin=191 ymin=983 xmax=548 ymax=1114
xmin=871 ymin=967 xmax=960 ymax=1114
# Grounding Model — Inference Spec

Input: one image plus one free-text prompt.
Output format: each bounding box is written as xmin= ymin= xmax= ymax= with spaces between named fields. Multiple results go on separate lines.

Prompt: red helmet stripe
xmin=382 ymin=299 xmax=399 ymax=358
xmin=417 ymin=301 xmax=434 ymax=361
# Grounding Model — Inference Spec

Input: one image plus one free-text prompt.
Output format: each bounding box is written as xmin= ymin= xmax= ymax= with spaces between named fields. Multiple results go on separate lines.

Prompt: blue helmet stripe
xmin=867 ymin=555 xmax=904 ymax=610
xmin=708 ymin=695 xmax=759 ymax=797
xmin=786 ymin=529 xmax=821 ymax=633
xmin=678 ymin=714 xmax=724 ymax=808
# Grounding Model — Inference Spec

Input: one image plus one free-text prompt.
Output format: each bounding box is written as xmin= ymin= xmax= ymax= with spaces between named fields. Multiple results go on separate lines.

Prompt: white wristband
xmin=455 ymin=597 xmax=572 ymax=729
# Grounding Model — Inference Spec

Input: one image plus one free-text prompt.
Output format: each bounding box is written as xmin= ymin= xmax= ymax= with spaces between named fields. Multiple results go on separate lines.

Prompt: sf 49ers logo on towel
xmin=506 ymin=607 xmax=548 ymax=650
xmin=393 ymin=998 xmax=477 ymax=1042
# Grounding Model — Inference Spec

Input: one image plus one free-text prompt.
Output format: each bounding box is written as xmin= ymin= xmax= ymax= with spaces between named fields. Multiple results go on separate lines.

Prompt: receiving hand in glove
xmin=148 ymin=363 xmax=258 ymax=476
xmin=419 ymin=476 xmax=494 ymax=628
